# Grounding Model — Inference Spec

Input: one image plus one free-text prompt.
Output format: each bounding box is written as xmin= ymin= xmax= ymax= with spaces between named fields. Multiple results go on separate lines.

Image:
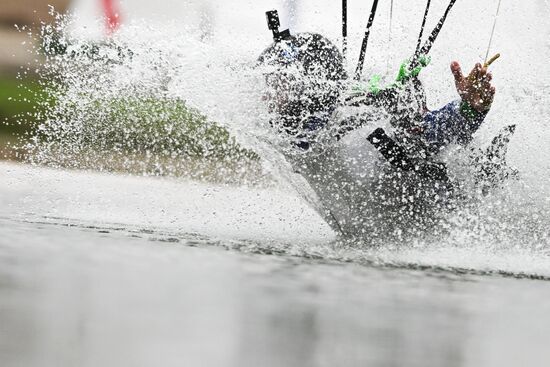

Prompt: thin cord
xmin=343 ymin=0 xmax=348 ymax=65
xmin=387 ymin=0 xmax=394 ymax=73
xmin=416 ymin=0 xmax=432 ymax=56
xmin=354 ymin=0 xmax=380 ymax=81
xmin=485 ymin=0 xmax=503 ymax=63
xmin=411 ymin=0 xmax=457 ymax=69
xmin=389 ymin=0 xmax=393 ymax=43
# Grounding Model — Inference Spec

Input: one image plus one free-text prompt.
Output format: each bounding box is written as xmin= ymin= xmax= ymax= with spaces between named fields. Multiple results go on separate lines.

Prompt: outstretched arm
xmin=422 ymin=61 xmax=496 ymax=148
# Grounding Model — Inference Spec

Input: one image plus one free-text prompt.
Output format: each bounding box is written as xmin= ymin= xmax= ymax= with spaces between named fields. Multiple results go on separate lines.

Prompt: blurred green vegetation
xmin=0 ymin=78 xmax=42 ymax=128
xmin=0 ymin=73 xmax=264 ymax=184
xmin=72 ymin=96 xmax=257 ymax=160
xmin=29 ymin=95 xmax=264 ymax=184
xmin=0 ymin=77 xmax=257 ymax=162
xmin=0 ymin=77 xmax=45 ymax=158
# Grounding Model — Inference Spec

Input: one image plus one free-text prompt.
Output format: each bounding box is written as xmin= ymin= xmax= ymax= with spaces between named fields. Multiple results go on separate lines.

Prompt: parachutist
xmin=257 ymin=8 xmax=511 ymax=241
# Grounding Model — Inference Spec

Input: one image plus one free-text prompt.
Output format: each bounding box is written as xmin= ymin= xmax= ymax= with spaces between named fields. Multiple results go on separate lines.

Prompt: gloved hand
xmin=451 ymin=61 xmax=496 ymax=113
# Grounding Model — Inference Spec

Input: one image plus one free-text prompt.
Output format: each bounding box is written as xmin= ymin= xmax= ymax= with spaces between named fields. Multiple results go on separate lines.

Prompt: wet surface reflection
xmin=1 ymin=218 xmax=550 ymax=367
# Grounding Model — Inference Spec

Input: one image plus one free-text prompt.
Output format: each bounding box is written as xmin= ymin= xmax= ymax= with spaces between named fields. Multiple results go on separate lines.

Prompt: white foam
xmin=0 ymin=162 xmax=334 ymax=243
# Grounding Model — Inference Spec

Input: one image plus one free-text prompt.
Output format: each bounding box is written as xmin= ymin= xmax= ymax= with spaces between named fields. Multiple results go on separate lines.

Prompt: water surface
xmin=1 ymin=163 xmax=549 ymax=367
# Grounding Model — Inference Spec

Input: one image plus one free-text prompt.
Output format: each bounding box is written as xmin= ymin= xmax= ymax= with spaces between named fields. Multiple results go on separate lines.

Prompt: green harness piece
xmin=396 ymin=55 xmax=431 ymax=83
xmin=349 ymin=55 xmax=431 ymax=97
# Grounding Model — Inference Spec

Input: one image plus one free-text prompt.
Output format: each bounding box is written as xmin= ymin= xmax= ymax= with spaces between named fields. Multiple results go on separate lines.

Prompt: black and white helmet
xmin=257 ymin=33 xmax=347 ymax=132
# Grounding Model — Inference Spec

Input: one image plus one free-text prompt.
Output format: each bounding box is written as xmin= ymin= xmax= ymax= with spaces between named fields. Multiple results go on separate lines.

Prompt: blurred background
xmin=0 ymin=0 xmax=70 ymax=158
xmin=1 ymin=0 xmax=548 ymax=174
xmin=0 ymin=0 xmax=300 ymax=162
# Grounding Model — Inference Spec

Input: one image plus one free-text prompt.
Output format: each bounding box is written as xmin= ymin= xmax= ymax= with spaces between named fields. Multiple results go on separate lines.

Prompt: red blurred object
xmin=101 ymin=0 xmax=121 ymax=34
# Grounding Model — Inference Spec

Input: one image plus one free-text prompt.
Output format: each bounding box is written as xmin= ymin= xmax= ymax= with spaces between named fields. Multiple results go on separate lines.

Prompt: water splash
xmin=17 ymin=2 xmax=550 ymax=275
xmin=25 ymin=14 xmax=273 ymax=185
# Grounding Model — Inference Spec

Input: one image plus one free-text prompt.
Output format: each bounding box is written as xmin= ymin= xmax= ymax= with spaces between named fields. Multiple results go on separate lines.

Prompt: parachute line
xmin=387 ymin=0 xmax=394 ymax=73
xmin=414 ymin=0 xmax=432 ymax=58
xmin=354 ymin=0 xmax=380 ymax=81
xmin=343 ymin=0 xmax=348 ymax=65
xmin=410 ymin=0 xmax=458 ymax=70
xmin=485 ymin=0 xmax=503 ymax=63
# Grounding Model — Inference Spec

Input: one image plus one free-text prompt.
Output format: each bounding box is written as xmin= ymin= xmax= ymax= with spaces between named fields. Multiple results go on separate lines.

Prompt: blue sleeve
xmin=422 ymin=100 xmax=487 ymax=148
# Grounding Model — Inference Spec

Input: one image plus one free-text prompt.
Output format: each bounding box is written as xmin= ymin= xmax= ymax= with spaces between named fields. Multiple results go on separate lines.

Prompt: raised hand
xmin=451 ymin=61 xmax=496 ymax=113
